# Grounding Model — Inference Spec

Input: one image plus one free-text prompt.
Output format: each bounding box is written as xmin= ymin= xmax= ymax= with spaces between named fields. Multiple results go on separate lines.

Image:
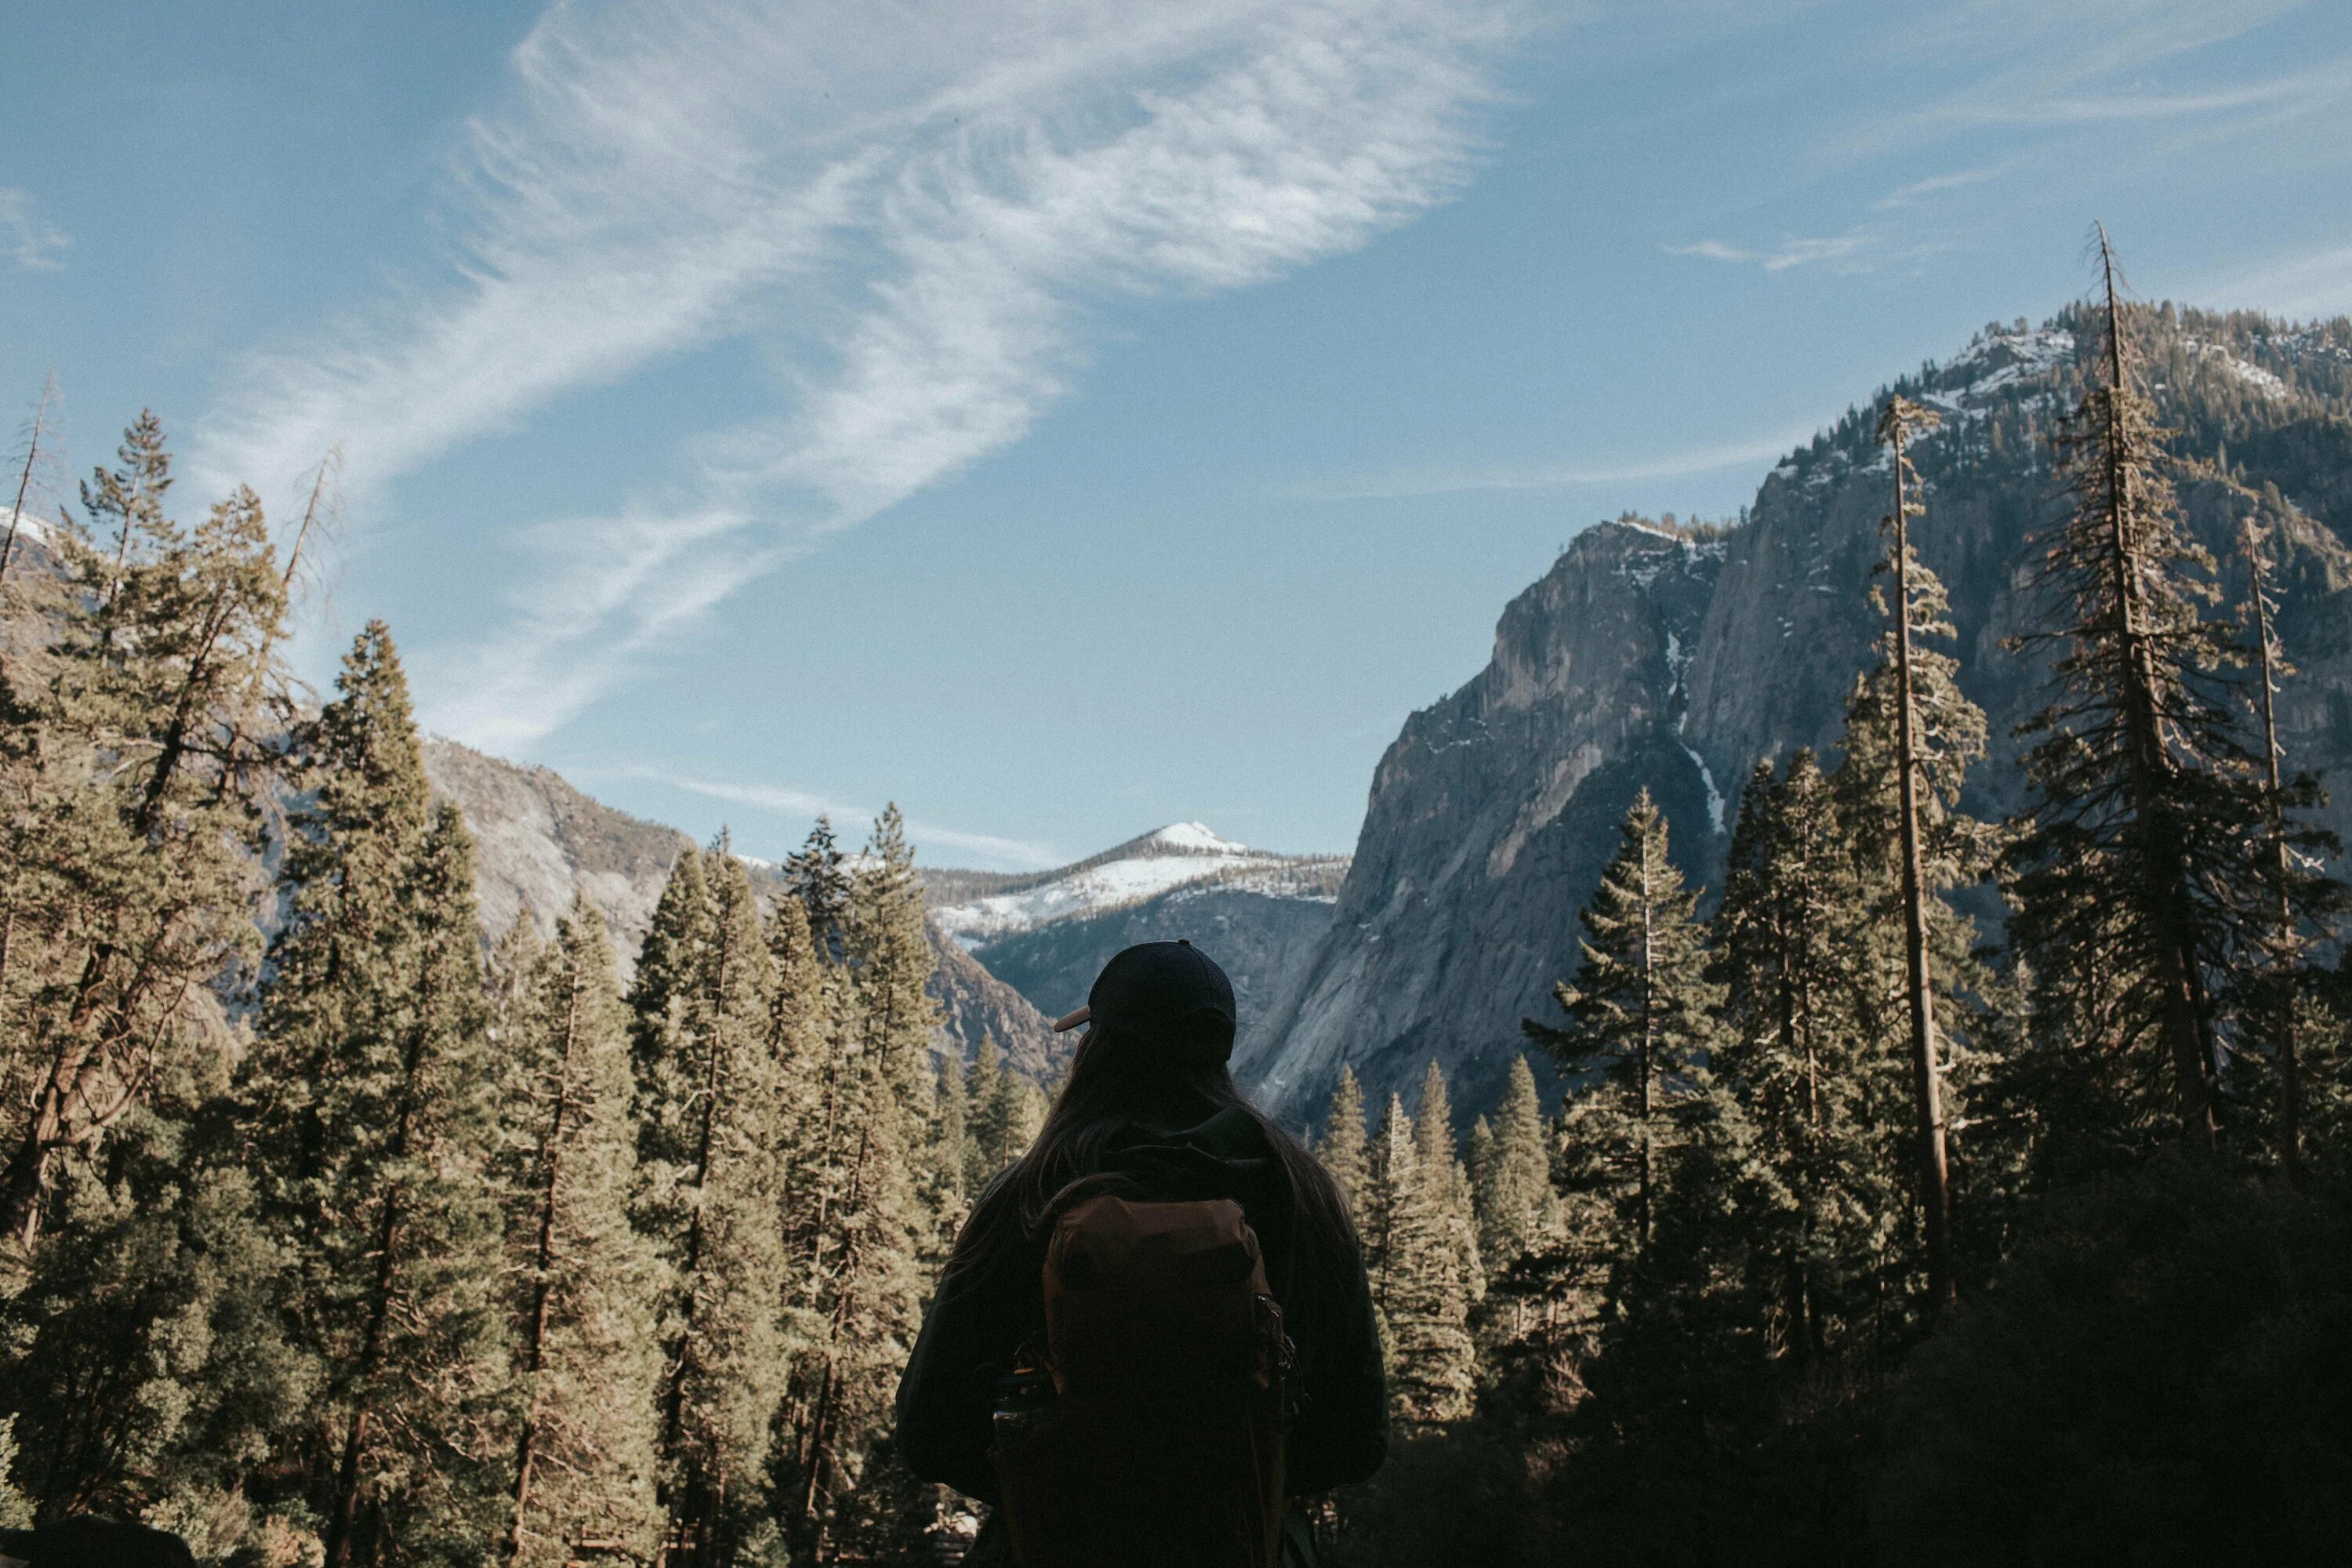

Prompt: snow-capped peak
xmin=1140 ymin=822 xmax=1251 ymax=855
xmin=929 ymin=823 xmax=1341 ymax=948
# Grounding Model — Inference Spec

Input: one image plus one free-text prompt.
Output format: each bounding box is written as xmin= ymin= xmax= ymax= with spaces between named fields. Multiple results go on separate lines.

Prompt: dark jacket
xmin=893 ymin=1105 xmax=1387 ymax=1561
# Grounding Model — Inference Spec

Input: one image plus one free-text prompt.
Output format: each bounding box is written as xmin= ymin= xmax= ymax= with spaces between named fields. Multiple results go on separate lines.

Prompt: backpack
xmin=989 ymin=1190 xmax=1293 ymax=1568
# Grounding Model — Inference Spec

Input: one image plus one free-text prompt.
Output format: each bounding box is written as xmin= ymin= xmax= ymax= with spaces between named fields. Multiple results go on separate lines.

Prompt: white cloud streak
xmin=200 ymin=0 xmax=1525 ymax=746
xmin=1290 ymin=423 xmax=1822 ymax=502
xmin=630 ymin=767 xmax=1065 ymax=869
xmin=0 ymin=189 xmax=68 ymax=270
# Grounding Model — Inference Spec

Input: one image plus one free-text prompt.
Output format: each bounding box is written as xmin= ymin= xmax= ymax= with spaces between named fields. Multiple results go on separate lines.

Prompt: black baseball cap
xmin=1053 ymin=939 xmax=1237 ymax=1064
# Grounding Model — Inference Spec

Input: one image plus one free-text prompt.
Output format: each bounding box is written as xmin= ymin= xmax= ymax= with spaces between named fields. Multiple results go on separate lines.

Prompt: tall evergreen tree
xmin=497 ymin=899 xmax=663 ymax=1568
xmin=960 ymin=1037 xmax=1009 ymax=1195
xmin=629 ymin=840 xmax=786 ymax=1568
xmin=780 ymin=808 xmax=935 ymax=1558
xmin=783 ymin=817 xmax=851 ymax=960
xmin=0 ymin=421 xmax=289 ymax=1250
xmin=244 ymin=624 xmax=514 ymax=1568
xmin=2005 ymin=231 xmax=2301 ymax=1152
xmin=1873 ymin=391 xmax=1961 ymax=1305
xmin=1316 ymin=1065 xmax=1371 ymax=1221
xmin=1526 ymin=790 xmax=1721 ymax=1256
xmin=1360 ymin=1080 xmax=1475 ymax=1425
xmin=2234 ymin=513 xmax=2345 ymax=1181
xmin=1471 ymin=1055 xmax=1558 ymax=1282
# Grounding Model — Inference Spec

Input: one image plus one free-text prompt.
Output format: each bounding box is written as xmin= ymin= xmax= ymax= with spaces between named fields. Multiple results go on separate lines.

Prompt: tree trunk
xmin=1889 ymin=416 xmax=1957 ymax=1307
xmin=2094 ymin=233 xmax=2215 ymax=1152
xmin=506 ymin=971 xmax=584 ymax=1566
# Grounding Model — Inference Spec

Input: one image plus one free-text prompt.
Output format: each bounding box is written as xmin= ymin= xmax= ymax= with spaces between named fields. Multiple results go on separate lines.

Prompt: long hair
xmin=946 ymin=1022 xmax=1359 ymax=1319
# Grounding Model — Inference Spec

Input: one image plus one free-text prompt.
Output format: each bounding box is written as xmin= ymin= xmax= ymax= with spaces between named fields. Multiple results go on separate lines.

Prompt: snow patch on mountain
xmin=930 ymin=825 xmax=1341 ymax=948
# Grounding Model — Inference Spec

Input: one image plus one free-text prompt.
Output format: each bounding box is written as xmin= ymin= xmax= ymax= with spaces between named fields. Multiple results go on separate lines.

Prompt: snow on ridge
xmin=2182 ymin=337 xmax=2288 ymax=400
xmin=931 ymin=823 xmax=1328 ymax=946
xmin=1142 ymin=822 xmax=1252 ymax=855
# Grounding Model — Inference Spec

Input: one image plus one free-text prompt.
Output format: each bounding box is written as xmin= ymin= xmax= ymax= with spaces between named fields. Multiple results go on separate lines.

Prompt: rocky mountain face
xmin=1239 ymin=306 xmax=2352 ymax=1129
xmin=420 ymin=739 xmax=1062 ymax=1076
xmin=924 ymin=824 xmax=1348 ymax=1069
xmin=423 ymin=739 xmax=691 ymax=966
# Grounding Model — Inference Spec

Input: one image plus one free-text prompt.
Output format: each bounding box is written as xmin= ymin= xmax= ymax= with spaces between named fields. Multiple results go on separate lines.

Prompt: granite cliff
xmin=1239 ymin=306 xmax=2352 ymax=1127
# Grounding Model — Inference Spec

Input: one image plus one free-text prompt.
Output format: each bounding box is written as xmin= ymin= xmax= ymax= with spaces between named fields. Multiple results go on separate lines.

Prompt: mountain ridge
xmin=1238 ymin=303 xmax=2352 ymax=1127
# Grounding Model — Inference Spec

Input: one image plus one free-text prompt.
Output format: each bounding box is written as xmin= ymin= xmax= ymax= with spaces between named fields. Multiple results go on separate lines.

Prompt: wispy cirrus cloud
xmin=1664 ymin=231 xmax=1880 ymax=273
xmin=621 ymin=767 xmax=1064 ymax=869
xmin=200 ymin=0 xmax=1528 ymax=747
xmin=1287 ymin=423 xmax=1822 ymax=502
xmin=0 ymin=188 xmax=67 ymax=270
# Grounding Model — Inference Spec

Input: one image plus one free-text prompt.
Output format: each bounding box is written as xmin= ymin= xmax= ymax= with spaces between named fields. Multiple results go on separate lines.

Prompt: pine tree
xmin=0 ymin=1102 xmax=312 ymax=1530
xmin=2 ymin=371 xmax=58 ymax=587
xmin=1526 ymin=790 xmax=1721 ymax=1256
xmin=485 ymin=906 xmax=544 ymax=1051
xmin=920 ymin=1047 xmax=975 ymax=1255
xmin=1316 ymin=1065 xmax=1370 ymax=1221
xmin=1403 ymin=1062 xmax=1479 ymax=1420
xmin=781 ymin=808 xmax=935 ymax=1558
xmin=1472 ymin=1055 xmax=1558 ymax=1281
xmin=961 ymin=1037 xmax=1009 ymax=1195
xmin=1873 ymin=392 xmax=1962 ymax=1305
xmin=783 ymin=817 xmax=851 ymax=961
xmin=497 ymin=898 xmax=663 ymax=1568
xmin=0 ymin=421 xmax=289 ymax=1250
xmin=2005 ymin=231 xmax=2292 ymax=1153
xmin=1360 ymin=1078 xmax=1475 ymax=1426
xmin=1359 ymin=1095 xmax=1413 ymax=1377
xmin=630 ymin=840 xmax=787 ymax=1568
xmin=248 ymin=670 xmax=516 ymax=1568
xmin=2234 ymin=514 xmax=2345 ymax=1181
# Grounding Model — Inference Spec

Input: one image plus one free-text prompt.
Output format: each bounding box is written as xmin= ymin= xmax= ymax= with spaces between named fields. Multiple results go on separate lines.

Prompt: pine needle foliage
xmin=495 ymin=898 xmax=663 ymax=1568
xmin=1526 ymin=789 xmax=1722 ymax=1258
xmin=242 ymin=624 xmax=514 ymax=1568
xmin=0 ymin=416 xmax=291 ymax=1252
xmin=628 ymin=840 xmax=787 ymax=1568
xmin=2005 ymin=234 xmax=2296 ymax=1156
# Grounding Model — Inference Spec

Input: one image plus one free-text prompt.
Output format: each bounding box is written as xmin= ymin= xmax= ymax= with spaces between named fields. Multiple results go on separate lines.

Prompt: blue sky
xmin=5 ymin=0 xmax=2349 ymax=869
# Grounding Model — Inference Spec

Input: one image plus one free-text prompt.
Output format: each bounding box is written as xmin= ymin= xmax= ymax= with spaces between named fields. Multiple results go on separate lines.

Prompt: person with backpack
xmin=895 ymin=940 xmax=1386 ymax=1568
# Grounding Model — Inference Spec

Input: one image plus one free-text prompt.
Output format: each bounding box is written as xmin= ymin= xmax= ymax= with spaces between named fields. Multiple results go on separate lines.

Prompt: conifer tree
xmin=2005 ymin=231 xmax=2299 ymax=1152
xmin=0 ymin=1105 xmax=312 ymax=1528
xmin=1 ymin=371 xmax=58 ymax=586
xmin=1472 ymin=1055 xmax=1558 ymax=1279
xmin=2234 ymin=514 xmax=2344 ymax=1181
xmin=234 ymin=623 xmax=513 ymax=1568
xmin=630 ymin=840 xmax=787 ymax=1568
xmin=1362 ymin=1082 xmax=1475 ymax=1425
xmin=1359 ymin=1095 xmax=1413 ymax=1372
xmin=1873 ymin=391 xmax=1962 ymax=1304
xmin=1414 ymin=1059 xmax=1484 ymax=1307
xmin=498 ymin=898 xmax=663 ymax=1568
xmin=781 ymin=808 xmax=935 ymax=1557
xmin=485 ymin=906 xmax=544 ymax=1050
xmin=1526 ymin=790 xmax=1720 ymax=1255
xmin=961 ymin=1037 xmax=1009 ymax=1193
xmin=0 ymin=421 xmax=289 ymax=1250
xmin=1316 ymin=1065 xmax=1371 ymax=1220
xmin=767 ymin=891 xmax=834 ymax=1294
xmin=783 ymin=816 xmax=851 ymax=960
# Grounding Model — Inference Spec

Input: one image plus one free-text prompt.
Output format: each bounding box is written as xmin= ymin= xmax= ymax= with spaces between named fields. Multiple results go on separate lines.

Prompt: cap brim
xmin=1052 ymin=1004 xmax=1091 ymax=1033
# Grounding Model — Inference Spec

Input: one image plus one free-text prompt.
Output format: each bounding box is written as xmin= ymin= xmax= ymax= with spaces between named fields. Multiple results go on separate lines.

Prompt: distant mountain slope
xmin=923 ymin=824 xmax=1348 ymax=1065
xmin=1240 ymin=305 xmax=2352 ymax=1128
xmin=420 ymin=739 xmax=1062 ymax=1075
xmin=423 ymin=739 xmax=690 ymax=966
